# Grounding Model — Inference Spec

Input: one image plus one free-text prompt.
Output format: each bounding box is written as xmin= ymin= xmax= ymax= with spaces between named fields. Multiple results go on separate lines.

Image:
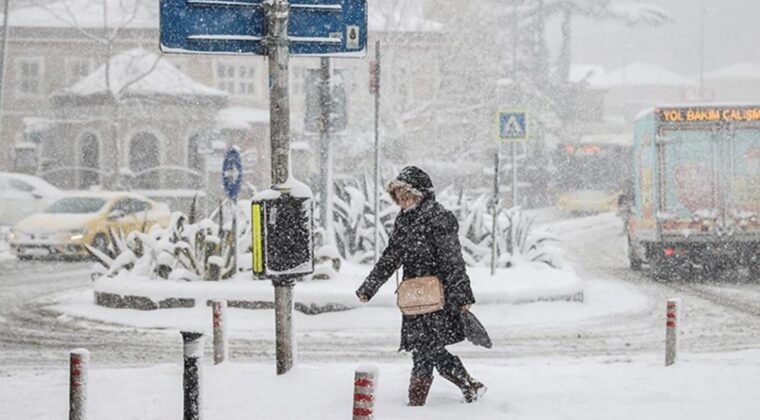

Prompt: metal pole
xmin=211 ymin=299 xmax=228 ymax=365
xmin=266 ymin=0 xmax=295 ymax=375
xmin=512 ymin=0 xmax=517 ymax=77
xmin=352 ymin=367 xmax=378 ymax=419
xmin=69 ymin=349 xmax=89 ymax=420
xmin=181 ymin=331 xmax=203 ymax=420
xmin=268 ymin=0 xmax=291 ymax=187
xmin=231 ymin=198 xmax=238 ymax=274
xmin=319 ymin=57 xmax=333 ymax=246
xmin=0 ymin=0 xmax=11 ymax=157
xmin=699 ymin=4 xmax=705 ymax=94
xmin=491 ymin=149 xmax=499 ymax=276
xmin=512 ymin=141 xmax=518 ymax=207
xmin=665 ymin=298 xmax=681 ymax=366
xmin=373 ymin=41 xmax=381 ymax=263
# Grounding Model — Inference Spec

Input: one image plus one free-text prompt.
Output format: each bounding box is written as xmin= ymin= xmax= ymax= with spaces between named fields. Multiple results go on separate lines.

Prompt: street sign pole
xmin=319 ymin=57 xmax=334 ymax=246
xmin=265 ymin=0 xmax=295 ymax=376
xmin=372 ymin=41 xmax=381 ymax=263
xmin=491 ymin=148 xmax=499 ymax=276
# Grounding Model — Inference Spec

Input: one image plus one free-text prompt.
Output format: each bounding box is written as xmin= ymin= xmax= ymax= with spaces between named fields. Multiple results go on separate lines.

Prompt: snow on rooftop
xmin=605 ymin=62 xmax=694 ymax=87
xmin=215 ymin=107 xmax=270 ymax=130
xmin=368 ymin=1 xmax=442 ymax=32
xmin=5 ymin=0 xmax=157 ymax=29
xmin=703 ymin=62 xmax=760 ymax=80
xmin=63 ymin=49 xmax=226 ymax=98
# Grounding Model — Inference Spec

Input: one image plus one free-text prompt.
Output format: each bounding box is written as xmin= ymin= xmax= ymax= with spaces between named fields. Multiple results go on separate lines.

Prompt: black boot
xmin=408 ymin=375 xmax=433 ymax=406
xmin=439 ymin=356 xmax=487 ymax=403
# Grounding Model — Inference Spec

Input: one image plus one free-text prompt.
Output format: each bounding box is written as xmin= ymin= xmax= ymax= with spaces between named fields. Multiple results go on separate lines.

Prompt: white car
xmin=0 ymin=172 xmax=63 ymax=226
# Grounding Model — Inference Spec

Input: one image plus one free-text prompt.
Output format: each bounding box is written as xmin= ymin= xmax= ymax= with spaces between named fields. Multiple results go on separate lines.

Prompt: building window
xmin=65 ymin=57 xmax=94 ymax=85
xmin=16 ymin=57 xmax=44 ymax=96
xmin=215 ymin=61 xmax=256 ymax=96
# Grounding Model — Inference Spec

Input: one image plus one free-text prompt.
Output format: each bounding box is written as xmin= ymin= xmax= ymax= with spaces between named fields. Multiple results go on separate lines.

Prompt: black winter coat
xmin=356 ymin=197 xmax=476 ymax=352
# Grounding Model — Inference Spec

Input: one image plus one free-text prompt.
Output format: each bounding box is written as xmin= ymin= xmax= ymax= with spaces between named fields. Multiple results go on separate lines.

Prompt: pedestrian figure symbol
xmin=498 ymin=111 xmax=527 ymax=141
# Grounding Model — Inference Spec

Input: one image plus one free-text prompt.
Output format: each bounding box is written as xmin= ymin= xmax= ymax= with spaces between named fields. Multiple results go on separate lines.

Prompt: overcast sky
xmin=570 ymin=0 xmax=759 ymax=76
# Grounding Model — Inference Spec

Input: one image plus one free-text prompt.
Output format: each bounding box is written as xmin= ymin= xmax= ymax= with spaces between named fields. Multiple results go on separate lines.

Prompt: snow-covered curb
xmin=92 ymin=262 xmax=585 ymax=312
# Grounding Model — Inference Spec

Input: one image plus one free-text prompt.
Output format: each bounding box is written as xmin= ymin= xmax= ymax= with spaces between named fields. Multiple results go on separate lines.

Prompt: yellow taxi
xmin=9 ymin=191 xmax=170 ymax=259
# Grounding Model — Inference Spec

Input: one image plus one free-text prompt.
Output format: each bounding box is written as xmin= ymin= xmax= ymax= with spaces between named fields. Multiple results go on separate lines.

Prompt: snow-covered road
xmin=1 ymin=213 xmax=760 ymax=374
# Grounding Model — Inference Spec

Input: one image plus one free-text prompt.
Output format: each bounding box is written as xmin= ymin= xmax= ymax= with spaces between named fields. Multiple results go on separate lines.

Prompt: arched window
xmin=79 ymin=133 xmax=100 ymax=189
xmin=129 ymin=132 xmax=160 ymax=189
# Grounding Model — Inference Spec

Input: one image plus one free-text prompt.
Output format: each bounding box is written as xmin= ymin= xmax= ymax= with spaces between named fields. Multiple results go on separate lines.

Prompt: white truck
xmin=625 ymin=105 xmax=760 ymax=280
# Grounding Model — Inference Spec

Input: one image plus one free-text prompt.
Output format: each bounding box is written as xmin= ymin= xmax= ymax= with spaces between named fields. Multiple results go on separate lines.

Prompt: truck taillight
xmin=664 ymin=247 xmax=676 ymax=257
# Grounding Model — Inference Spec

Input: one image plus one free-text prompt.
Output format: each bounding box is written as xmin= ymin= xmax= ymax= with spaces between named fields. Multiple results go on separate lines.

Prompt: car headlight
xmin=64 ymin=228 xmax=86 ymax=241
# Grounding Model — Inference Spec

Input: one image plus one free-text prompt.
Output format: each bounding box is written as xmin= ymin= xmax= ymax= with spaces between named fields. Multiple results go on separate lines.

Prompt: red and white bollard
xmin=352 ymin=366 xmax=378 ymax=420
xmin=69 ymin=348 xmax=89 ymax=420
xmin=665 ymin=298 xmax=681 ymax=366
xmin=211 ymin=299 xmax=228 ymax=365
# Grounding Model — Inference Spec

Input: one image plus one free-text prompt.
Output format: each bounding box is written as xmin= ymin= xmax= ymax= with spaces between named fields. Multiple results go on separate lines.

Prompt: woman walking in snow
xmin=356 ymin=166 xmax=486 ymax=406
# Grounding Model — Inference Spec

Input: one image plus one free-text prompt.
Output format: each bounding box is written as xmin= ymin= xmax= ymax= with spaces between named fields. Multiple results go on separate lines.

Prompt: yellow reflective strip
xmin=252 ymin=203 xmax=264 ymax=273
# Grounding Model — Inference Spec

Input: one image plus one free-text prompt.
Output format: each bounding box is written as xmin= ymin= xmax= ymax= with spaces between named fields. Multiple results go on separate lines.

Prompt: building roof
xmin=60 ymin=48 xmax=227 ymax=99
xmin=703 ymin=62 xmax=760 ymax=81
xmin=605 ymin=62 xmax=694 ymax=87
xmin=216 ymin=107 xmax=270 ymax=130
xmin=5 ymin=0 xmax=157 ymax=29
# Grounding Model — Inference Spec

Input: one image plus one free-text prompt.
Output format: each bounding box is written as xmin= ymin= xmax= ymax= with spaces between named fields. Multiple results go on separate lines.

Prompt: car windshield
xmin=46 ymin=197 xmax=107 ymax=214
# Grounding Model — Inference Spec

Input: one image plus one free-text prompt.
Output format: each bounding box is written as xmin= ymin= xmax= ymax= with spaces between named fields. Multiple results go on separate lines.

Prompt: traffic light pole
xmin=266 ymin=0 xmax=296 ymax=375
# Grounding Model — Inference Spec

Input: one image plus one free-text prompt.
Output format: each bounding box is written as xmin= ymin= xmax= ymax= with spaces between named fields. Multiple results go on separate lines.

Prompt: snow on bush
xmin=90 ymin=201 xmax=250 ymax=281
xmin=325 ymin=177 xmax=561 ymax=270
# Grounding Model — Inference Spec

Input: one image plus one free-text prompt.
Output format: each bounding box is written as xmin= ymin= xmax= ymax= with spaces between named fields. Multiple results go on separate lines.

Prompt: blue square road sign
xmin=498 ymin=111 xmax=528 ymax=141
xmin=160 ymin=0 xmax=368 ymax=57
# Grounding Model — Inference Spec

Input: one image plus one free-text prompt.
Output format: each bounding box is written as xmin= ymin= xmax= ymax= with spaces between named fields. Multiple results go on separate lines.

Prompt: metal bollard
xmin=665 ymin=298 xmax=681 ymax=366
xmin=352 ymin=366 xmax=378 ymax=420
xmin=181 ymin=331 xmax=204 ymax=420
xmin=69 ymin=349 xmax=89 ymax=420
xmin=211 ymin=300 xmax=228 ymax=365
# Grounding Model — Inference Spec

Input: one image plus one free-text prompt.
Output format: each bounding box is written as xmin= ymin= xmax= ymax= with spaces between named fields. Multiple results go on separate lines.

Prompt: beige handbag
xmin=396 ymin=276 xmax=445 ymax=315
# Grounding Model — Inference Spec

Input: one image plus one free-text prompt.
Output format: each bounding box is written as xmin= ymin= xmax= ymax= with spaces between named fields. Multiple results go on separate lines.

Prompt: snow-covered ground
xmin=2 ymin=352 xmax=759 ymax=419
xmin=2 ymin=212 xmax=760 ymax=419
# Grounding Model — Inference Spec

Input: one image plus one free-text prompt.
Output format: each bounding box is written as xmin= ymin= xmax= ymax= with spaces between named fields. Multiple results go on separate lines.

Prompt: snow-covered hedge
xmin=325 ymin=177 xmax=561 ymax=269
xmin=90 ymin=201 xmax=250 ymax=281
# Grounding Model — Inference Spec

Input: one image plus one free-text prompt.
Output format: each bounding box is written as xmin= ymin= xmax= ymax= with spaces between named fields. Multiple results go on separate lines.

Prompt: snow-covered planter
xmin=312 ymin=244 xmax=341 ymax=280
xmin=438 ymin=188 xmax=561 ymax=269
xmin=90 ymin=202 xmax=250 ymax=281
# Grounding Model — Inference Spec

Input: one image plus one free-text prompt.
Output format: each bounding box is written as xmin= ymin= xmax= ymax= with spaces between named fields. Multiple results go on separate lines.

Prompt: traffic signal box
xmin=252 ymin=194 xmax=314 ymax=279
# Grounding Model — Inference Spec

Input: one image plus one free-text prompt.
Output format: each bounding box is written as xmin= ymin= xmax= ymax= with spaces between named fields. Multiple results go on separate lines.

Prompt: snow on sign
xmin=159 ymin=0 xmax=368 ymax=57
xmin=497 ymin=111 xmax=528 ymax=141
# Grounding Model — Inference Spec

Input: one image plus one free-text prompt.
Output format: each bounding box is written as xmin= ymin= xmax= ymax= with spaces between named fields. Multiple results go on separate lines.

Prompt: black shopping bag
xmin=463 ymin=310 xmax=492 ymax=349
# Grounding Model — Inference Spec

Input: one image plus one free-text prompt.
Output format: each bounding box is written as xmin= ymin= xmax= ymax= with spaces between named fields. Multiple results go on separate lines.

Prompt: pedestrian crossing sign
xmin=497 ymin=111 xmax=528 ymax=141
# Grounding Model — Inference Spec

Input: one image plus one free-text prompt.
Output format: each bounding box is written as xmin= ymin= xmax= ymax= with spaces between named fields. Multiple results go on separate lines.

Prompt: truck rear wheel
xmin=648 ymin=251 xmax=672 ymax=282
xmin=750 ymin=262 xmax=760 ymax=281
xmin=628 ymin=237 xmax=644 ymax=271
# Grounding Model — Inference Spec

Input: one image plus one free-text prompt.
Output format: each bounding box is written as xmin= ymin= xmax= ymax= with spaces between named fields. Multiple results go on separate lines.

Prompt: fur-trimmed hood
xmin=385 ymin=166 xmax=435 ymax=202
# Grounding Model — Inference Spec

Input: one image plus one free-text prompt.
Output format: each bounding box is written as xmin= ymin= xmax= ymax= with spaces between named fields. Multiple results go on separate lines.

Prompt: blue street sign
xmin=160 ymin=0 xmax=367 ymax=57
xmin=497 ymin=111 xmax=528 ymax=141
xmin=222 ymin=147 xmax=243 ymax=199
